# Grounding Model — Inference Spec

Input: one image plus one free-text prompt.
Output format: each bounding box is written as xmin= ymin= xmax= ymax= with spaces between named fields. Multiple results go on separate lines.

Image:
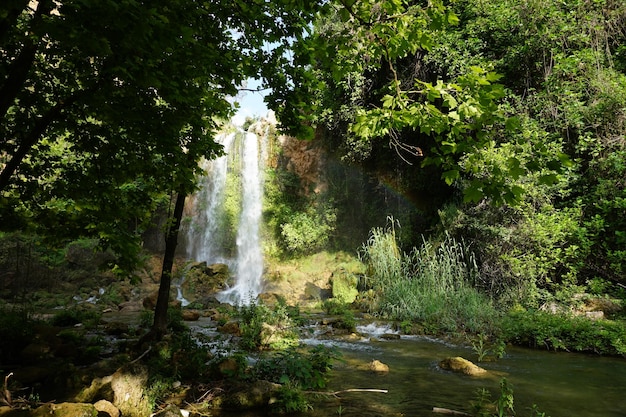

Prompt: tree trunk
xmin=151 ymin=190 xmax=187 ymax=340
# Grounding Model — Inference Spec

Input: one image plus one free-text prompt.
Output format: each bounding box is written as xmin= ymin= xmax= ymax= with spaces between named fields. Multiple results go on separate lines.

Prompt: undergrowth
xmin=501 ymin=308 xmax=626 ymax=355
xmin=360 ymin=221 xmax=499 ymax=335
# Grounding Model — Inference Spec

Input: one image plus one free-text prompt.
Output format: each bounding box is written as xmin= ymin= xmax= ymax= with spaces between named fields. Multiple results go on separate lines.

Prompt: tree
xmin=289 ymin=0 xmax=572 ymax=206
xmin=0 ymin=0 xmax=320 ymax=339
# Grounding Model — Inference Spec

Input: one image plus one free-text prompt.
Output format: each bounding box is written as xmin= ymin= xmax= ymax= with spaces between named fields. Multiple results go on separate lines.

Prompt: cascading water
xmin=217 ymin=130 xmax=266 ymax=304
xmin=184 ymin=124 xmax=268 ymax=305
xmin=186 ymin=133 xmax=237 ymax=264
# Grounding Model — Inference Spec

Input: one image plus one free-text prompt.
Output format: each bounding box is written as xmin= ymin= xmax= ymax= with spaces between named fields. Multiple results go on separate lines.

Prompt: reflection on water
xmin=208 ymin=320 xmax=626 ymax=417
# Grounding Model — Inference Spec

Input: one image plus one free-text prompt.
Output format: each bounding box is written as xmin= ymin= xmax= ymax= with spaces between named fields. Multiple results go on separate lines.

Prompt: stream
xmin=187 ymin=318 xmax=626 ymax=417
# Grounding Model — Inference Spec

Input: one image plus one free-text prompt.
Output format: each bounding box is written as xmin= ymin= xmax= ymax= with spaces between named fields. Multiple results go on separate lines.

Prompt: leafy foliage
xmin=501 ymin=309 xmax=626 ymax=355
xmin=253 ymin=345 xmax=340 ymax=390
xmin=0 ymin=0 xmax=322 ymax=274
xmin=235 ymin=299 xmax=300 ymax=351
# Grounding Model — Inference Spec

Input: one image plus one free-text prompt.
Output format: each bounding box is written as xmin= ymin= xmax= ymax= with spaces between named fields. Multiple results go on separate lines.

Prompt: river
xmin=201 ymin=320 xmax=626 ymax=417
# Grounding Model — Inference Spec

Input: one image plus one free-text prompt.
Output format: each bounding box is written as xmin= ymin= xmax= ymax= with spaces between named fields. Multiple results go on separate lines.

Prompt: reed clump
xmin=360 ymin=221 xmax=498 ymax=335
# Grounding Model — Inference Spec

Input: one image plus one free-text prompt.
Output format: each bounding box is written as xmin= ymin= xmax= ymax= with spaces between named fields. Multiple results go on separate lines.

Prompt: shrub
xmin=50 ymin=307 xmax=101 ymax=328
xmin=322 ymin=299 xmax=356 ymax=331
xmin=252 ymin=345 xmax=340 ymax=389
xmin=235 ymin=300 xmax=300 ymax=351
xmin=361 ymin=223 xmax=498 ymax=335
xmin=501 ymin=309 xmax=626 ymax=355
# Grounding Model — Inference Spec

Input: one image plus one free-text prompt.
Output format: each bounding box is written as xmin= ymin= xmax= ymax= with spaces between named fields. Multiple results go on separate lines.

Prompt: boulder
xmin=181 ymin=263 xmax=230 ymax=303
xmin=93 ymin=400 xmax=119 ymax=417
xmin=222 ymin=380 xmax=280 ymax=410
xmin=380 ymin=333 xmax=401 ymax=340
xmin=103 ymin=321 xmax=129 ymax=336
xmin=217 ymin=357 xmax=241 ymax=377
xmin=32 ymin=403 xmax=97 ymax=417
xmin=110 ymin=363 xmax=151 ymax=417
xmin=117 ymin=301 xmax=142 ymax=313
xmin=218 ymin=321 xmax=241 ymax=336
xmin=368 ymin=359 xmax=389 ymax=373
xmin=181 ymin=310 xmax=200 ymax=321
xmin=142 ymin=292 xmax=180 ymax=311
xmin=439 ymin=357 xmax=488 ymax=377
xmin=304 ymin=282 xmax=331 ymax=301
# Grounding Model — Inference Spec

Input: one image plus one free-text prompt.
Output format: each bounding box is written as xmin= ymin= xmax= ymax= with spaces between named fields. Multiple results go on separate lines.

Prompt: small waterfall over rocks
xmin=184 ymin=120 xmax=270 ymax=305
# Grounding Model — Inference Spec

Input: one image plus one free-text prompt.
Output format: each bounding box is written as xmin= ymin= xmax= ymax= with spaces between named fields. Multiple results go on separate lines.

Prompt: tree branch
xmin=0 ymin=0 xmax=53 ymax=122
xmin=0 ymin=90 xmax=86 ymax=192
xmin=304 ymin=388 xmax=388 ymax=398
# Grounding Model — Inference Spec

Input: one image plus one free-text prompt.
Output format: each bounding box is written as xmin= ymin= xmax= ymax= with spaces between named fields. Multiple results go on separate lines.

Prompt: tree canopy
xmin=0 ymin=0 xmax=319 ymax=271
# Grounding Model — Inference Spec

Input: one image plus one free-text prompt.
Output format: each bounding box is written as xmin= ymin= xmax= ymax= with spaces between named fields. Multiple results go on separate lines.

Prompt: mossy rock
xmin=181 ymin=263 xmax=230 ymax=302
xmin=439 ymin=357 xmax=488 ymax=377
xmin=222 ymin=380 xmax=280 ymax=410
xmin=330 ymin=269 xmax=358 ymax=304
xmin=1 ymin=403 xmax=99 ymax=417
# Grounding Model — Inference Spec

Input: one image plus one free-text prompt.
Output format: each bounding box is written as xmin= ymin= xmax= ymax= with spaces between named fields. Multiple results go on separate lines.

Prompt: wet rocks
xmin=93 ymin=399 xmax=120 ymax=417
xmin=439 ymin=357 xmax=487 ymax=377
xmin=368 ymin=359 xmax=390 ymax=374
xmin=181 ymin=310 xmax=200 ymax=321
xmin=181 ymin=263 xmax=230 ymax=304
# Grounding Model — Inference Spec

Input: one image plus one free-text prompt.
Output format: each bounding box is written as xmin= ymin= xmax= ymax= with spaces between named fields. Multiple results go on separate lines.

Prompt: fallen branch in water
xmin=432 ymin=406 xmax=471 ymax=416
xmin=305 ymin=388 xmax=388 ymax=398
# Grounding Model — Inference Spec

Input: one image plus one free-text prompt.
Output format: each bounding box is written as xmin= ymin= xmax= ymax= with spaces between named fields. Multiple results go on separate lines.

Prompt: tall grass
xmin=360 ymin=222 xmax=498 ymax=335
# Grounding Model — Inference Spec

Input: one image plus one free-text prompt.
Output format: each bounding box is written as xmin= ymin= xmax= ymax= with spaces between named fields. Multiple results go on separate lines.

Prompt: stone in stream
xmin=367 ymin=359 xmax=390 ymax=373
xmin=439 ymin=357 xmax=487 ymax=377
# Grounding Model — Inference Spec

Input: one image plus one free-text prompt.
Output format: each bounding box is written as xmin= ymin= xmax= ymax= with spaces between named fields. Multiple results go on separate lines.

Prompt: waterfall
xmin=217 ymin=129 xmax=266 ymax=305
xmin=186 ymin=132 xmax=236 ymax=264
xmin=185 ymin=125 xmax=268 ymax=305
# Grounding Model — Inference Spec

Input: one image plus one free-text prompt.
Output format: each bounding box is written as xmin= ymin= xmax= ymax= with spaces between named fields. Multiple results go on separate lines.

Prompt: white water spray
xmin=184 ymin=126 xmax=268 ymax=305
xmin=186 ymin=133 xmax=236 ymax=264
xmin=217 ymin=130 xmax=266 ymax=304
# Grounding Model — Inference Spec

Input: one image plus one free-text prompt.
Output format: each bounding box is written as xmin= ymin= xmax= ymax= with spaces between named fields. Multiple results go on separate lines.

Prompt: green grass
xmin=360 ymin=224 xmax=498 ymax=335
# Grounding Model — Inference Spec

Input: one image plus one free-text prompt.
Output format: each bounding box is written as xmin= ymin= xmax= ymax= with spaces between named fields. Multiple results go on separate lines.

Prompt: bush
xmin=253 ymin=345 xmax=340 ymax=389
xmin=0 ymin=306 xmax=36 ymax=362
xmin=360 ymin=223 xmax=498 ymax=335
xmin=236 ymin=300 xmax=300 ymax=351
xmin=501 ymin=309 xmax=626 ymax=355
xmin=322 ymin=299 xmax=356 ymax=331
xmin=50 ymin=307 xmax=101 ymax=328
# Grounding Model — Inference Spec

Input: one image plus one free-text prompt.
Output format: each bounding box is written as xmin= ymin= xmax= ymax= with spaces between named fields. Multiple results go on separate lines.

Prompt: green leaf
xmin=442 ymin=169 xmax=460 ymax=185
xmin=464 ymin=183 xmax=484 ymax=203
xmin=447 ymin=12 xmax=460 ymax=26
xmin=505 ymin=116 xmax=521 ymax=131
xmin=506 ymin=157 xmax=525 ymax=179
xmin=539 ymin=174 xmax=559 ymax=185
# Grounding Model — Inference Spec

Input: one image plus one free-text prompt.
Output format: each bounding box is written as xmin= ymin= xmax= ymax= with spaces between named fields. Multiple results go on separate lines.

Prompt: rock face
xmin=439 ymin=357 xmax=488 ymax=377
xmin=276 ymin=135 xmax=326 ymax=195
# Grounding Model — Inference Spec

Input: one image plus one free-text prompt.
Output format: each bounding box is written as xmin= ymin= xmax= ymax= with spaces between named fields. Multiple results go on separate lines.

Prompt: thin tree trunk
xmin=151 ymin=189 xmax=187 ymax=340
